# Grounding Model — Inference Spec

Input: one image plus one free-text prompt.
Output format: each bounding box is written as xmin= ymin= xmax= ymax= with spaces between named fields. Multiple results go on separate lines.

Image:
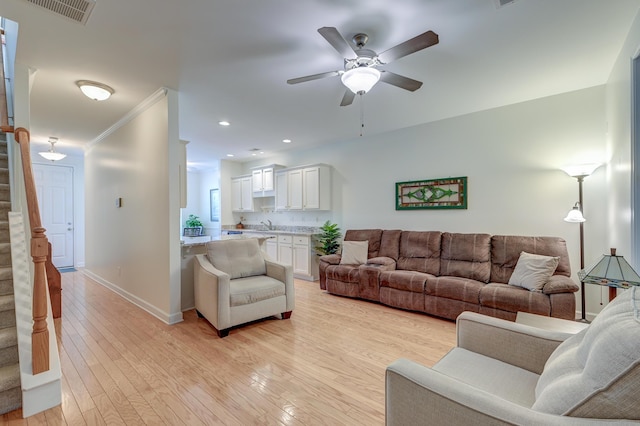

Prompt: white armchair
xmin=194 ymin=238 xmax=295 ymax=337
xmin=386 ymin=287 xmax=640 ymax=425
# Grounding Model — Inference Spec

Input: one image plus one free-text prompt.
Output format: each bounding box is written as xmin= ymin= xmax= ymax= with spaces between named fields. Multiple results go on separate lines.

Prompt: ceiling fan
xmin=287 ymin=27 xmax=439 ymax=106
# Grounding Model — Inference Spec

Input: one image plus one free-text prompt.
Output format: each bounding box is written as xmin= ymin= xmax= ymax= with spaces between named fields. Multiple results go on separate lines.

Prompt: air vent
xmin=494 ymin=0 xmax=519 ymax=8
xmin=23 ymin=0 xmax=96 ymax=25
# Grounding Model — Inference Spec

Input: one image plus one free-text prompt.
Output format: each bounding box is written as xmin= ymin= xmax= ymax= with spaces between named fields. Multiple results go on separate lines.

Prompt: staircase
xmin=0 ymin=135 xmax=20 ymax=414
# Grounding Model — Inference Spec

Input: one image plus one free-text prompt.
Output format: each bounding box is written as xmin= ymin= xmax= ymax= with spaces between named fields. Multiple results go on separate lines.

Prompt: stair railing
xmin=0 ymin=28 xmax=13 ymax=133
xmin=15 ymin=127 xmax=50 ymax=374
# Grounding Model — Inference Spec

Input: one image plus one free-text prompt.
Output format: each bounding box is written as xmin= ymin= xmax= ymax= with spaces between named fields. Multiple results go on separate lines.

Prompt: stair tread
xmin=0 ymin=327 xmax=16 ymax=350
xmin=0 ymin=364 xmax=20 ymax=391
xmin=0 ymin=295 xmax=13 ymax=312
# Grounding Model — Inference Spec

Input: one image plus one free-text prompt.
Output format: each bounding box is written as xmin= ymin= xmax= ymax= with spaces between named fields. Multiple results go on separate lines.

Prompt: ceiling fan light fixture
xmin=341 ymin=67 xmax=381 ymax=94
xmin=39 ymin=137 xmax=67 ymax=161
xmin=76 ymin=80 xmax=114 ymax=101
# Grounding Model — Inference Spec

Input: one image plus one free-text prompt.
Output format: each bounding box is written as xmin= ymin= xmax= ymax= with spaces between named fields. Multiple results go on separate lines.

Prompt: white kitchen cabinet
xmin=267 ymin=233 xmax=318 ymax=280
xmin=265 ymin=238 xmax=278 ymax=260
xmin=251 ymin=165 xmax=283 ymax=197
xmin=293 ymin=235 xmax=310 ymax=276
xmin=277 ymin=235 xmax=293 ymax=266
xmin=231 ymin=175 xmax=254 ymax=212
xmin=275 ymin=164 xmax=330 ymax=211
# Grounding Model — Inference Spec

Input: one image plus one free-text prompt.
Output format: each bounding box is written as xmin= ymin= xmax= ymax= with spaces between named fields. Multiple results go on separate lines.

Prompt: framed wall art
xmin=396 ymin=177 xmax=467 ymax=210
xmin=210 ymin=188 xmax=220 ymax=222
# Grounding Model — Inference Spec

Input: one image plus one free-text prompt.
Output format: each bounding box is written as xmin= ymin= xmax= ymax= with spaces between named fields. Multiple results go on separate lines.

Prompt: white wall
xmin=240 ymin=86 xmax=608 ymax=317
xmin=182 ymin=165 xmax=220 ymax=236
xmin=607 ymin=10 xmax=640 ymax=266
xmin=603 ymin=9 xmax=640 ymax=313
xmin=84 ymin=89 xmax=183 ymax=324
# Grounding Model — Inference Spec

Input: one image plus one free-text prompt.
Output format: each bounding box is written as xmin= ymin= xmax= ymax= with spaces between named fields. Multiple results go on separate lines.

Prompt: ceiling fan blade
xmin=340 ymin=89 xmax=355 ymax=107
xmin=378 ymin=30 xmax=439 ymax=64
xmin=380 ymin=71 xmax=423 ymax=92
xmin=287 ymin=70 xmax=340 ymax=85
xmin=318 ymin=27 xmax=356 ymax=58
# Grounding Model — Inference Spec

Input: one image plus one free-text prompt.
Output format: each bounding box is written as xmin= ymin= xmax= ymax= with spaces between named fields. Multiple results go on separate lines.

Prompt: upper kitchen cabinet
xmin=231 ymin=175 xmax=254 ymax=212
xmin=275 ymin=164 xmax=331 ymax=211
xmin=251 ymin=164 xmax=284 ymax=197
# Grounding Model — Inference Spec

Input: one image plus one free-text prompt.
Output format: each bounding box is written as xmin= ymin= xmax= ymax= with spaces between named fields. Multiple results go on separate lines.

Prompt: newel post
xmin=31 ymin=227 xmax=49 ymax=373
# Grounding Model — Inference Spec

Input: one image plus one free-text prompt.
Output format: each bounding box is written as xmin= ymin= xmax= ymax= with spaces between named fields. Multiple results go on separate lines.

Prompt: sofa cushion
xmin=508 ymin=251 xmax=559 ymax=292
xmin=426 ymin=276 xmax=485 ymax=304
xmin=326 ymin=264 xmax=360 ymax=283
xmin=206 ymin=239 xmax=266 ymax=279
xmin=379 ymin=229 xmax=402 ymax=260
xmin=340 ymin=241 xmax=369 ymax=265
xmin=396 ymin=231 xmax=442 ymax=275
xmin=433 ymin=347 xmax=539 ymax=408
xmin=491 ymin=236 xmax=571 ymax=284
xmin=532 ymin=287 xmax=640 ymax=419
xmin=380 ymin=270 xmax=431 ymax=293
xmin=440 ymin=233 xmax=491 ymax=283
xmin=229 ymin=275 xmax=285 ymax=307
xmin=344 ymin=229 xmax=383 ymax=258
xmin=479 ymin=283 xmax=550 ymax=316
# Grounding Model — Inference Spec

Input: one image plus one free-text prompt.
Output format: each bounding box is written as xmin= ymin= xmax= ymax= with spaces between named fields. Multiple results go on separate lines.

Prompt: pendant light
xmin=39 ymin=137 xmax=66 ymax=161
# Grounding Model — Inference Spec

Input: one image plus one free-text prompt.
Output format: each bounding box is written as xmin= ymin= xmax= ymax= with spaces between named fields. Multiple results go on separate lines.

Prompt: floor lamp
xmin=563 ymin=164 xmax=600 ymax=322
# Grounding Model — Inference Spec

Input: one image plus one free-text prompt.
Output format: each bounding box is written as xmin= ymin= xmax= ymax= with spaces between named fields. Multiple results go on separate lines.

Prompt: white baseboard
xmin=82 ymin=269 xmax=183 ymax=325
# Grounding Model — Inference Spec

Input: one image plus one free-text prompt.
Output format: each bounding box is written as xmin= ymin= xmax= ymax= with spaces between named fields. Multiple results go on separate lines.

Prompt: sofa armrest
xmin=385 ymin=358 xmax=620 ymax=426
xmin=365 ymin=256 xmax=397 ymax=270
xmin=319 ymin=254 xmax=341 ymax=265
xmin=543 ymin=275 xmax=579 ymax=294
xmin=456 ymin=312 xmax=572 ymax=374
xmin=265 ymin=259 xmax=295 ymax=312
xmin=194 ymin=254 xmax=231 ymax=329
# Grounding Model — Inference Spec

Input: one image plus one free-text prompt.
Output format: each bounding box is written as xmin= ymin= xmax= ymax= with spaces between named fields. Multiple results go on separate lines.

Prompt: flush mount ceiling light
xmin=76 ymin=80 xmax=114 ymax=101
xmin=39 ymin=137 xmax=66 ymax=161
xmin=341 ymin=67 xmax=381 ymax=94
xmin=218 ymin=121 xmax=230 ymax=126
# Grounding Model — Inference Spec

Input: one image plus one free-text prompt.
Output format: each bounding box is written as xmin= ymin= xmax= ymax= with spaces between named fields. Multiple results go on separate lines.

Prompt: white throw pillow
xmin=508 ymin=251 xmax=559 ymax=292
xmin=339 ymin=241 xmax=369 ymax=265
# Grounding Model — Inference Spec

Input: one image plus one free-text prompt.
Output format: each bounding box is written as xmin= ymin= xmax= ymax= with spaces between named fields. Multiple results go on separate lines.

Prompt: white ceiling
xmin=1 ymin=0 xmax=639 ymax=168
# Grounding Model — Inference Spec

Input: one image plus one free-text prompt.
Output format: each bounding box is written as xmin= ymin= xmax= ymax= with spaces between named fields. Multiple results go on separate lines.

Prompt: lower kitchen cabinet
xmin=270 ymin=233 xmax=318 ymax=281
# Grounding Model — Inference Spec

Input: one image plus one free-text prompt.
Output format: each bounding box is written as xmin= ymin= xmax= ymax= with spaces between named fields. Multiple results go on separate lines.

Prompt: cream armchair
xmin=386 ymin=287 xmax=640 ymax=425
xmin=194 ymin=238 xmax=294 ymax=337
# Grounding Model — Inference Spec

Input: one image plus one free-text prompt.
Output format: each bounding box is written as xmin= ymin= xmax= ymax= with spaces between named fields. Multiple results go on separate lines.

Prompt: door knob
xmin=67 ymin=227 xmax=73 ymax=231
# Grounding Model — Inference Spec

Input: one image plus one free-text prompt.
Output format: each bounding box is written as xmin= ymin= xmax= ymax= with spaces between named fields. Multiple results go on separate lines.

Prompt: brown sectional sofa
xmin=318 ymin=229 xmax=579 ymax=321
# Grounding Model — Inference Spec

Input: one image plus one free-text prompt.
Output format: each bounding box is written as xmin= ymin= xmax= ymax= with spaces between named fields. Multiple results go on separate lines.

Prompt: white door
xmin=33 ymin=164 xmax=74 ymax=268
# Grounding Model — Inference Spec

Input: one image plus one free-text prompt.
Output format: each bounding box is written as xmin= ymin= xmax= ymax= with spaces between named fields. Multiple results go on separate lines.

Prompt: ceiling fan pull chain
xmin=360 ymin=93 xmax=364 ymax=137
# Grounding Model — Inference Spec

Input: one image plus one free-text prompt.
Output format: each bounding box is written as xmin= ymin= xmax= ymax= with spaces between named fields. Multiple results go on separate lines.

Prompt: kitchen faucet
xmin=260 ymin=219 xmax=274 ymax=230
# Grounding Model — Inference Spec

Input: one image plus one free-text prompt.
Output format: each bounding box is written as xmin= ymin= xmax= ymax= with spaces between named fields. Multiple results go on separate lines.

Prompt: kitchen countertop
xmin=181 ymin=228 xmax=320 ymax=247
xmin=228 ymin=229 xmax=320 ymax=236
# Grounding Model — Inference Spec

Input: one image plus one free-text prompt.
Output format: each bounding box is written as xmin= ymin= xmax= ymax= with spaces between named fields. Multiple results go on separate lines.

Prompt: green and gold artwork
xmin=396 ymin=177 xmax=467 ymax=210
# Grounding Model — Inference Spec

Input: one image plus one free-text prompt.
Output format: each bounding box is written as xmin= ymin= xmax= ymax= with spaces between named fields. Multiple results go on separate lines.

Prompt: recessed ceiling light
xmin=251 ymin=153 xmax=257 ymax=156
xmin=226 ymin=154 xmax=234 ymax=157
xmin=283 ymin=139 xmax=292 ymax=143
xmin=219 ymin=121 xmax=230 ymax=126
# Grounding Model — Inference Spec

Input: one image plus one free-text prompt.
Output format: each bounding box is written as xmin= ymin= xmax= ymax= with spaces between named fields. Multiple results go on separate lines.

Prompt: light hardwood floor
xmin=1 ymin=271 xmax=456 ymax=425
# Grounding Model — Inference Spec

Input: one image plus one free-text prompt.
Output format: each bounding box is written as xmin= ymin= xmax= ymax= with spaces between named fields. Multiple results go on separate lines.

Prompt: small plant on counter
xmin=186 ymin=214 xmax=203 ymax=228
xmin=315 ymin=221 xmax=341 ymax=255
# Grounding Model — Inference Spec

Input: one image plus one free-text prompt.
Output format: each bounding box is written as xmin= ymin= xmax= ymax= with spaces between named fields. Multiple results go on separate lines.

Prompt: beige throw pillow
xmin=339 ymin=241 xmax=369 ymax=265
xmin=508 ymin=251 xmax=559 ymax=292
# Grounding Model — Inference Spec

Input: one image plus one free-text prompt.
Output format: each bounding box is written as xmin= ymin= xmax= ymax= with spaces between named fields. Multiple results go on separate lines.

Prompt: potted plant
xmin=185 ymin=214 xmax=203 ymax=236
xmin=315 ymin=221 xmax=341 ymax=255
